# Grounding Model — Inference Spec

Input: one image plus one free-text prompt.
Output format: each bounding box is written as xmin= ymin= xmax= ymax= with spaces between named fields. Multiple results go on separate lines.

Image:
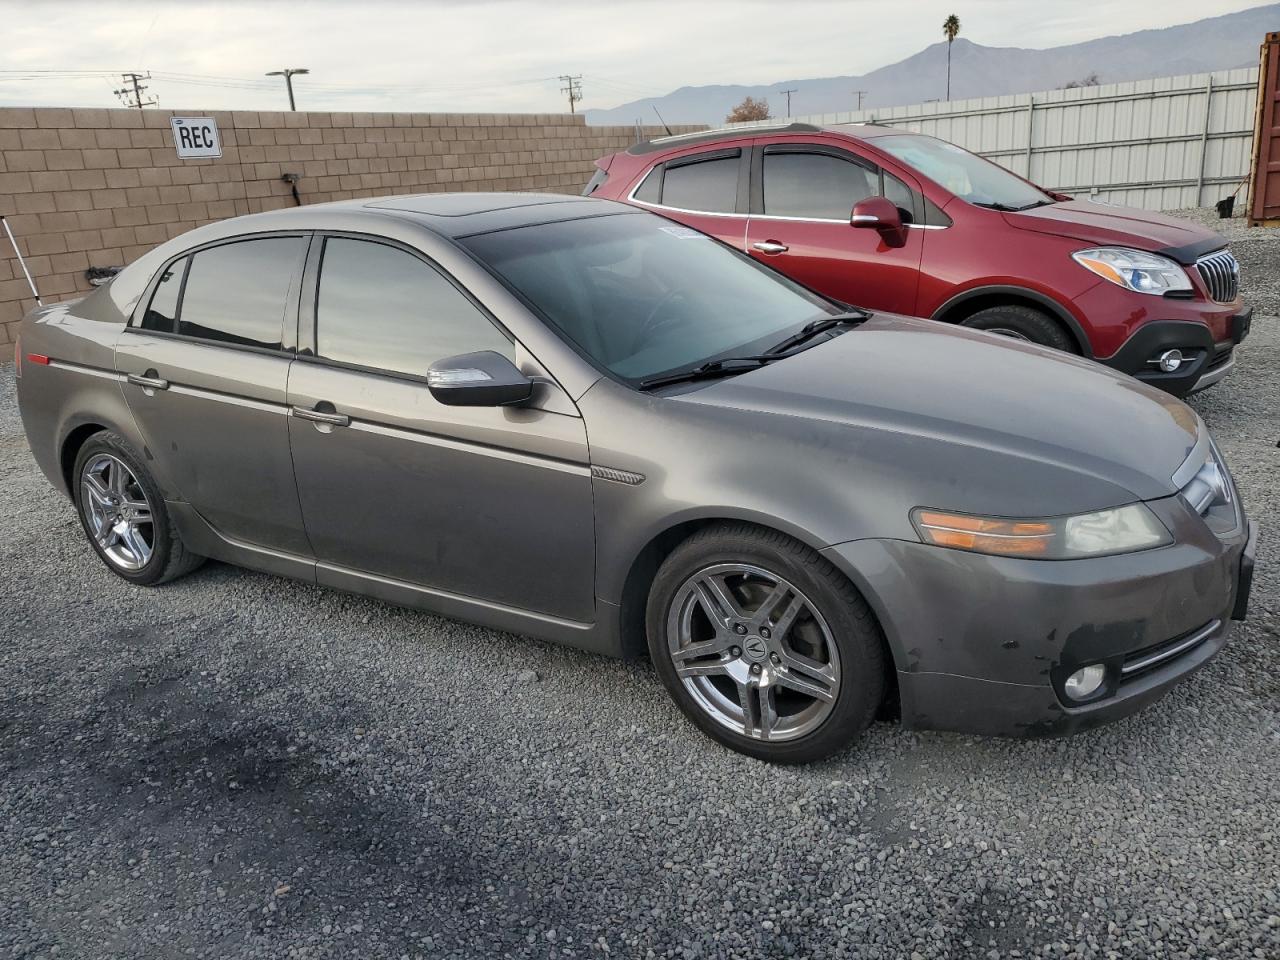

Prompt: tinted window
xmin=141 ymin=256 xmax=187 ymax=332
xmin=633 ymin=166 xmax=662 ymax=203
xmin=315 ymin=238 xmax=512 ymax=376
xmin=178 ymin=238 xmax=304 ymax=349
xmin=661 ymin=156 xmax=738 ymax=212
xmin=464 ymin=213 xmax=835 ymax=384
xmin=763 ymin=152 xmax=877 ymax=219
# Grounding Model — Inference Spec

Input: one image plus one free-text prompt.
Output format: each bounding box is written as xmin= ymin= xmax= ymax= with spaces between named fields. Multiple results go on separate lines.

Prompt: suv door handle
xmin=126 ymin=372 xmax=169 ymax=391
xmin=290 ymin=405 xmax=350 ymax=427
xmin=752 ymin=241 xmax=789 ymax=254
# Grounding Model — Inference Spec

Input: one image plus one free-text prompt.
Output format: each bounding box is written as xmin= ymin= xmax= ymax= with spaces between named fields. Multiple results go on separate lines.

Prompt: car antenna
xmin=1 ymin=214 xmax=42 ymax=306
xmin=652 ymin=105 xmax=673 ymax=137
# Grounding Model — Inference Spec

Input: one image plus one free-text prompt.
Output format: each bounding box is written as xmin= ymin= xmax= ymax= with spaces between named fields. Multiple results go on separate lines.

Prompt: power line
xmin=114 ymin=72 xmax=156 ymax=109
xmin=560 ymin=74 xmax=583 ymax=113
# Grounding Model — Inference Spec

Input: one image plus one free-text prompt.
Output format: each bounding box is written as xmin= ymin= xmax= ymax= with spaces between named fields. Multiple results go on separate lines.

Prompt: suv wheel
xmin=646 ymin=523 xmax=885 ymax=763
xmin=961 ymin=304 xmax=1075 ymax=352
xmin=73 ymin=432 xmax=205 ymax=586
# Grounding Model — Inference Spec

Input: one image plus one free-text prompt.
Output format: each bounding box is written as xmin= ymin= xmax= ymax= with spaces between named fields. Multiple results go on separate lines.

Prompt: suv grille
xmin=1196 ymin=250 xmax=1240 ymax=303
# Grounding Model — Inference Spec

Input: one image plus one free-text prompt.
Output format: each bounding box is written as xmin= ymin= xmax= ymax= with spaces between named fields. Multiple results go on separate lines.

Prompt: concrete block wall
xmin=0 ymin=107 xmax=700 ymax=346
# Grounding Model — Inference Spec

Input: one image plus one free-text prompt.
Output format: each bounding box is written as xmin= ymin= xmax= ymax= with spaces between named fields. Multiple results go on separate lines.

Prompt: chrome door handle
xmin=752 ymin=241 xmax=789 ymax=254
xmin=126 ymin=373 xmax=169 ymax=390
xmin=290 ymin=406 xmax=350 ymax=427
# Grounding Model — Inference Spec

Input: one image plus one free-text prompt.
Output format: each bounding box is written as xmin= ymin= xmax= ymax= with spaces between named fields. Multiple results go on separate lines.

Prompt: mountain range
xmin=582 ymin=4 xmax=1279 ymax=127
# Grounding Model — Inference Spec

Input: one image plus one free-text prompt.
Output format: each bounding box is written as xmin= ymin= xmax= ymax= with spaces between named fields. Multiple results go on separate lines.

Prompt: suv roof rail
xmin=626 ymin=121 xmax=822 ymax=155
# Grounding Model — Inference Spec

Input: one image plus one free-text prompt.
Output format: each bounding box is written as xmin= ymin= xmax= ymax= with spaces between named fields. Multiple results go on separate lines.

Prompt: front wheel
xmin=960 ymin=304 xmax=1075 ymax=352
xmin=646 ymin=524 xmax=886 ymax=763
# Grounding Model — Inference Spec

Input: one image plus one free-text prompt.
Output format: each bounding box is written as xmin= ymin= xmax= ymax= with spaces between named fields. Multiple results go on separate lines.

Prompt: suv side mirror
xmin=427 ymin=350 xmax=533 ymax=407
xmin=851 ymin=196 xmax=907 ymax=247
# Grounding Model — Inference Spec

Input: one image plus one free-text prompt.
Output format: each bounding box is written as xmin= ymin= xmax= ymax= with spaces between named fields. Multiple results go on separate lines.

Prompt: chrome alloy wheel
xmin=79 ymin=453 xmax=154 ymax=572
xmin=666 ymin=563 xmax=841 ymax=742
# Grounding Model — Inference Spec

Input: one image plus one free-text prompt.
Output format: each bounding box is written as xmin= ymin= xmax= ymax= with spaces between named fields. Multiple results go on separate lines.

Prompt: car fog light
xmin=1064 ymin=664 xmax=1107 ymax=701
xmin=1156 ymin=349 xmax=1184 ymax=373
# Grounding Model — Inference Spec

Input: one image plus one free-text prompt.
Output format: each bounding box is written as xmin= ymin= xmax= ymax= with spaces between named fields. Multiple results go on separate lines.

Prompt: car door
xmin=115 ymin=233 xmax=312 ymax=555
xmin=744 ymin=143 xmax=925 ymax=314
xmin=286 ymin=234 xmax=595 ymax=622
xmin=627 ymin=146 xmax=749 ymax=249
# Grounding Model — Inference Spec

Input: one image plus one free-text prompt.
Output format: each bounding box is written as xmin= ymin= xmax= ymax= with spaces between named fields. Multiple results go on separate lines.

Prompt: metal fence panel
xmin=733 ymin=68 xmax=1259 ymax=211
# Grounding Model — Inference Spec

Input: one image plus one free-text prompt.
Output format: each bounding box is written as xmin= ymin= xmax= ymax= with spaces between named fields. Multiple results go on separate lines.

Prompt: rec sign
xmin=170 ymin=117 xmax=222 ymax=159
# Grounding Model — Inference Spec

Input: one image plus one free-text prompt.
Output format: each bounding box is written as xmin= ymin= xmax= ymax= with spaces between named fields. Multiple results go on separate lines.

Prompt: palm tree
xmin=943 ymin=14 xmax=961 ymax=100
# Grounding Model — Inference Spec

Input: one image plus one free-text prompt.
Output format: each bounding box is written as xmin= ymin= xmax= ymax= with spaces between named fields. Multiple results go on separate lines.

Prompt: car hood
xmin=1004 ymin=199 xmax=1225 ymax=262
xmin=680 ymin=315 xmax=1202 ymax=510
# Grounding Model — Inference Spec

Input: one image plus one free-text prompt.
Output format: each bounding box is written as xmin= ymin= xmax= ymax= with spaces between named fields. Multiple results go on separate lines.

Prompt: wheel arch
xmin=613 ymin=513 xmax=886 ymax=661
xmin=931 ymin=285 xmax=1092 ymax=357
xmin=59 ymin=421 xmax=111 ymax=498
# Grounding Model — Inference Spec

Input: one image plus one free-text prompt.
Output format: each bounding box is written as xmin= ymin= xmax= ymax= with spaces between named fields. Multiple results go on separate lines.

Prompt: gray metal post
xmin=1 ymin=215 xmax=42 ymax=306
xmin=1025 ymin=97 xmax=1035 ymax=178
xmin=1195 ymin=75 xmax=1215 ymax=207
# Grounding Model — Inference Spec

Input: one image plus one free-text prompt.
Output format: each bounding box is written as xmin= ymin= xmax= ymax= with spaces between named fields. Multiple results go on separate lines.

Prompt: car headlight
xmin=911 ymin=504 xmax=1171 ymax=559
xmin=1071 ymin=247 xmax=1192 ymax=296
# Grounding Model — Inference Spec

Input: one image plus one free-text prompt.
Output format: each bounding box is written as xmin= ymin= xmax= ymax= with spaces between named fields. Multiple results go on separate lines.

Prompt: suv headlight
xmin=911 ymin=504 xmax=1171 ymax=559
xmin=1072 ymin=247 xmax=1192 ymax=296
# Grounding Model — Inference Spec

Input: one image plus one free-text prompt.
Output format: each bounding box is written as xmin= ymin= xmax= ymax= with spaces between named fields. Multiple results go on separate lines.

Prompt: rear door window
xmin=660 ymin=153 xmax=740 ymax=213
xmin=314 ymin=237 xmax=513 ymax=377
xmin=176 ymin=237 xmax=305 ymax=349
xmin=762 ymin=151 xmax=878 ymax=219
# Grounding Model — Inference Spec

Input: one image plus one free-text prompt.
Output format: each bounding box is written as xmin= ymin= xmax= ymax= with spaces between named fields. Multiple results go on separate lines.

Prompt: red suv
xmin=586 ymin=122 xmax=1251 ymax=396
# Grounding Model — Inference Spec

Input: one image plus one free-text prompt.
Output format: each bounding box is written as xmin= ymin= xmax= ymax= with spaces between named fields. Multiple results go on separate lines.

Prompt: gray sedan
xmin=14 ymin=193 xmax=1256 ymax=762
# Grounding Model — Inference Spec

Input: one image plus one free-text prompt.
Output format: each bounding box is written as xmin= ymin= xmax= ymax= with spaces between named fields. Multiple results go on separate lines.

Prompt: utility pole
xmin=779 ymin=88 xmax=797 ymax=118
xmin=266 ymin=68 xmax=310 ymax=111
xmin=559 ymin=75 xmax=583 ymax=113
xmin=852 ymin=90 xmax=868 ymax=111
xmin=114 ymin=72 xmax=157 ymax=109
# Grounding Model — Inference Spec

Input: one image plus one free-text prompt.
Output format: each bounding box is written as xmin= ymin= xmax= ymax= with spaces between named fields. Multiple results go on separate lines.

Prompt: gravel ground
xmin=2 ymin=223 xmax=1279 ymax=959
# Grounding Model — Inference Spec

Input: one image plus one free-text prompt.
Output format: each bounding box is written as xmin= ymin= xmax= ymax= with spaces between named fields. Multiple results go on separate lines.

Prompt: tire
xmin=72 ymin=431 xmax=205 ymax=586
xmin=960 ymin=304 xmax=1075 ymax=352
xmin=646 ymin=523 xmax=886 ymax=763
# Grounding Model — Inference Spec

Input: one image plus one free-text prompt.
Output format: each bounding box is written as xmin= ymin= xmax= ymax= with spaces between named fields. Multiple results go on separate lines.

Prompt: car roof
xmin=179 ymin=192 xmax=641 ymax=243
xmin=625 ymin=121 xmax=904 ymax=155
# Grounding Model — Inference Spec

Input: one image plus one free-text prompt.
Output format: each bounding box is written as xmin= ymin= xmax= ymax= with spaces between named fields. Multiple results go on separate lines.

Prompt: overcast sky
xmin=0 ymin=0 xmax=1267 ymax=114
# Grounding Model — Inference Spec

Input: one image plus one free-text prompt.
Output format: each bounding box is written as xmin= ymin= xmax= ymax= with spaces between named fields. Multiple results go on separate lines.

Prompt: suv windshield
xmin=463 ymin=213 xmax=839 ymax=384
xmin=874 ymin=133 xmax=1051 ymax=210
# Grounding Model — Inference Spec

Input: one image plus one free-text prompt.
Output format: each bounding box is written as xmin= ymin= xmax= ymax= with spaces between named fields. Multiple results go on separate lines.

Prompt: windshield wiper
xmin=766 ymin=311 xmax=870 ymax=356
xmin=1016 ymin=199 xmax=1055 ymax=211
xmin=971 ymin=201 xmax=1022 ymax=212
xmin=638 ymin=355 xmax=783 ymax=391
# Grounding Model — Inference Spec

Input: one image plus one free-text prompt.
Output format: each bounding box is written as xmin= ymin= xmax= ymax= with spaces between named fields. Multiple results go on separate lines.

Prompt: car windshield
xmin=874 ymin=133 xmax=1051 ymax=210
xmin=463 ymin=213 xmax=839 ymax=384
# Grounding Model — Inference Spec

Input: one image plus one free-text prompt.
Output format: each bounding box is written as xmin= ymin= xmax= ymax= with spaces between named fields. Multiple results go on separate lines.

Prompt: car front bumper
xmin=822 ymin=501 xmax=1255 ymax=738
xmin=1097 ymin=308 xmax=1252 ymax=397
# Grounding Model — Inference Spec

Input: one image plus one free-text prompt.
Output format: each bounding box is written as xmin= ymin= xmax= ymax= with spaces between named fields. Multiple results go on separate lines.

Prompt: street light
xmin=265 ymin=68 xmax=309 ymax=111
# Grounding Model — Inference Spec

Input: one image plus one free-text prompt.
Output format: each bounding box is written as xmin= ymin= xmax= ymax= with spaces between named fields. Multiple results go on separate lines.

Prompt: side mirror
xmin=427 ymin=350 xmax=533 ymax=407
xmin=850 ymin=196 xmax=907 ymax=247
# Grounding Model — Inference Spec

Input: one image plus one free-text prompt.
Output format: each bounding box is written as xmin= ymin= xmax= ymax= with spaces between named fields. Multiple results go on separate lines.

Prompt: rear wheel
xmin=960 ymin=303 xmax=1075 ymax=352
xmin=646 ymin=523 xmax=885 ymax=763
xmin=73 ymin=432 xmax=204 ymax=586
